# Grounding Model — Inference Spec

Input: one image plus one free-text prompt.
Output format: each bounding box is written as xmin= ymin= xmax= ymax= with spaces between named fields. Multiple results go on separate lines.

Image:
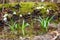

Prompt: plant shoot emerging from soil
xmin=37 ymin=15 xmax=55 ymax=33
xmin=8 ymin=20 xmax=29 ymax=36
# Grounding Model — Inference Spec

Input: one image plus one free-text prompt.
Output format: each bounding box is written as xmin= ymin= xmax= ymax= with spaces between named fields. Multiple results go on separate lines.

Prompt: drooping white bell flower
xmin=41 ymin=6 xmax=44 ymax=8
xmin=47 ymin=9 xmax=49 ymax=13
xmin=26 ymin=23 xmax=29 ymax=26
xmin=3 ymin=17 xmax=7 ymax=22
xmin=36 ymin=6 xmax=45 ymax=9
xmin=3 ymin=14 xmax=8 ymax=18
xmin=28 ymin=12 xmax=31 ymax=15
xmin=13 ymin=11 xmax=16 ymax=14
xmin=20 ymin=14 xmax=22 ymax=17
xmin=36 ymin=6 xmax=42 ymax=9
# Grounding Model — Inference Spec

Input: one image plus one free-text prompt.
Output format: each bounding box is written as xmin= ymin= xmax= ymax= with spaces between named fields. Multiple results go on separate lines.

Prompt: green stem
xmin=22 ymin=28 xmax=25 ymax=36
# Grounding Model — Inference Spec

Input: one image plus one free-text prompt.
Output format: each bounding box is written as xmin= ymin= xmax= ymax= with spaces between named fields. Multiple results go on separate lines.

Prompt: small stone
xmin=24 ymin=37 xmax=30 ymax=40
xmin=33 ymin=36 xmax=41 ymax=40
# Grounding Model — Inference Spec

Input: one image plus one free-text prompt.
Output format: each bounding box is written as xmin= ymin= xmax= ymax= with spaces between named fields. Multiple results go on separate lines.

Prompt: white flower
xmin=41 ymin=6 xmax=44 ymax=8
xmin=13 ymin=11 xmax=16 ymax=14
xmin=3 ymin=17 xmax=7 ymax=22
xmin=47 ymin=9 xmax=49 ymax=13
xmin=3 ymin=14 xmax=8 ymax=17
xmin=26 ymin=23 xmax=29 ymax=26
xmin=36 ymin=7 xmax=41 ymax=9
xmin=28 ymin=12 xmax=31 ymax=15
xmin=20 ymin=14 xmax=22 ymax=17
xmin=36 ymin=6 xmax=45 ymax=9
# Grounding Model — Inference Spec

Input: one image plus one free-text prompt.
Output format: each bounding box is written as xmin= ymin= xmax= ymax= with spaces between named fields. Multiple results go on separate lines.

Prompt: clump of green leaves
xmin=21 ymin=20 xmax=29 ymax=36
xmin=8 ymin=20 xmax=20 ymax=33
xmin=9 ymin=22 xmax=20 ymax=31
xmin=37 ymin=15 xmax=55 ymax=32
xmin=8 ymin=20 xmax=29 ymax=36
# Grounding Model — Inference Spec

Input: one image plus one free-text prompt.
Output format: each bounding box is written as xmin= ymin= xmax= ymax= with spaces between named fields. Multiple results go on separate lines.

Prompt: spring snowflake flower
xmin=47 ymin=9 xmax=49 ymax=13
xmin=20 ymin=14 xmax=22 ymax=17
xmin=26 ymin=23 xmax=29 ymax=26
xmin=28 ymin=12 xmax=31 ymax=15
xmin=3 ymin=14 xmax=8 ymax=17
xmin=36 ymin=6 xmax=42 ymax=9
xmin=36 ymin=6 xmax=45 ymax=9
xmin=3 ymin=17 xmax=7 ymax=22
xmin=41 ymin=6 xmax=44 ymax=8
xmin=13 ymin=11 xmax=16 ymax=14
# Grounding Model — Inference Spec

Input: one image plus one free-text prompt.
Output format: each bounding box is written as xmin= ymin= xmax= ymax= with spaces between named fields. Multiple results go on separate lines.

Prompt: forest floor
xmin=0 ymin=22 xmax=60 ymax=40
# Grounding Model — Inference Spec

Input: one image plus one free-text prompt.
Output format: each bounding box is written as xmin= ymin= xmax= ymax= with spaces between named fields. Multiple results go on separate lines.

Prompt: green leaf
xmin=14 ymin=23 xmax=18 ymax=29
xmin=49 ymin=15 xmax=55 ymax=22
xmin=25 ymin=23 xmax=29 ymax=27
xmin=9 ymin=25 xmax=15 ymax=31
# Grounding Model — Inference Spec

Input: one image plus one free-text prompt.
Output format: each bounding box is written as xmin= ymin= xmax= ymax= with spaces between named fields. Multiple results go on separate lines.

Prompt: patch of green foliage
xmin=37 ymin=15 xmax=55 ymax=33
xmin=8 ymin=20 xmax=29 ymax=36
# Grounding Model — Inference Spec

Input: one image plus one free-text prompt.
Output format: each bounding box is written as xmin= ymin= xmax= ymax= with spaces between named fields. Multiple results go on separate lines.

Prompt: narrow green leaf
xmin=49 ymin=15 xmax=55 ymax=22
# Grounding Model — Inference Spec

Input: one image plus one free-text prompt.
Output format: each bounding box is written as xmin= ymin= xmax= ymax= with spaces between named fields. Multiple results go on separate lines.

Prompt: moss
xmin=0 ymin=2 xmax=58 ymax=15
